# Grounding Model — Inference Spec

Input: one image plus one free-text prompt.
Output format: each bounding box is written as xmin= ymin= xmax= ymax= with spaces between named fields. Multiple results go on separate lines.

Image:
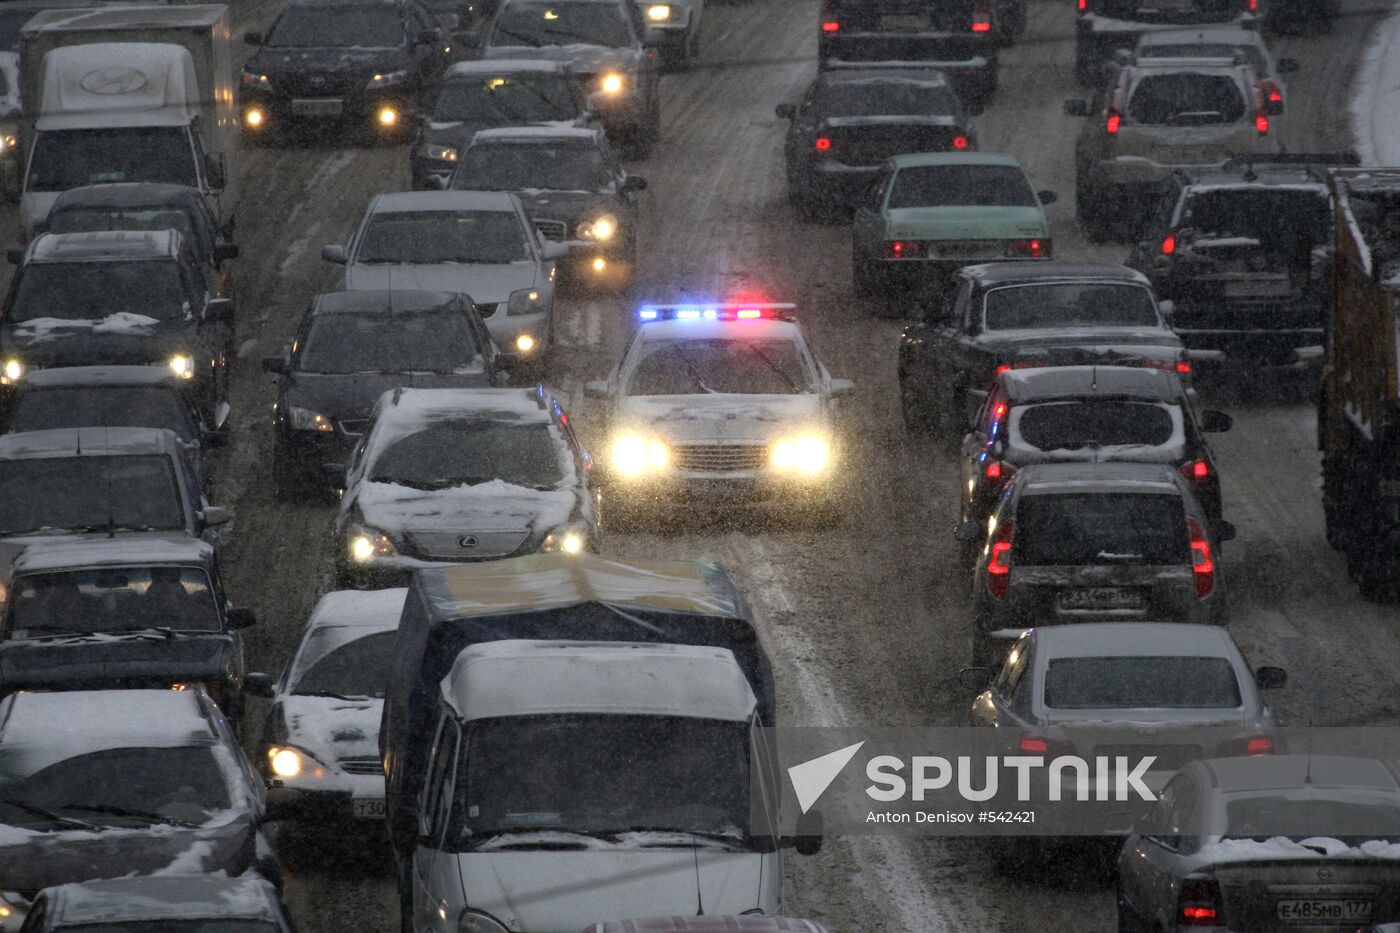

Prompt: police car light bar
xmin=637 ymin=303 xmax=797 ymax=322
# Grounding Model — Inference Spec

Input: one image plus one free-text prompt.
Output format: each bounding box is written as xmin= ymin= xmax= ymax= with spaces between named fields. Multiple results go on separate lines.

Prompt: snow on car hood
xmin=620 ymin=394 xmax=823 ymax=444
xmin=281 ymin=694 xmax=382 ymax=765
xmin=343 ymin=261 xmax=541 ymax=306
xmin=358 ymin=478 xmax=576 ymax=535
xmin=10 ymin=313 xmax=167 ymax=342
xmin=456 ymin=848 xmax=764 ymax=929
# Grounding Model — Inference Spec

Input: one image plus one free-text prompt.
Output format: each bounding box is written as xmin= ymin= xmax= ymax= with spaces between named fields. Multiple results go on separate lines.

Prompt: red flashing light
xmin=1019 ymin=737 xmax=1048 ymax=754
xmin=1105 ymin=112 xmax=1121 ymax=134
xmin=987 ymin=519 xmax=1014 ymax=599
xmin=1247 ymin=736 xmax=1273 ymax=755
xmin=994 ymin=363 xmax=1012 ymax=376
xmin=952 ymin=134 xmax=970 ymax=150
xmin=1244 ymin=0 xmax=1257 ymax=11
xmin=1188 ymin=517 xmax=1215 ymax=599
xmin=1077 ymin=0 xmax=1088 ymax=10
xmin=1161 ymin=233 xmax=1176 ymax=255
xmin=815 ymin=136 xmax=832 ymax=152
xmin=1255 ymin=112 xmax=1269 ymax=134
xmin=560 ymin=413 xmax=569 ymax=426
xmin=994 ymin=402 xmax=1007 ymax=419
xmin=821 ymin=19 xmax=840 ymax=31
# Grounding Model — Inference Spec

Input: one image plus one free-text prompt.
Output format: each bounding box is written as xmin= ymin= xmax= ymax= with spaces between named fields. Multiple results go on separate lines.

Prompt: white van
xmin=408 ymin=639 xmax=819 ymax=932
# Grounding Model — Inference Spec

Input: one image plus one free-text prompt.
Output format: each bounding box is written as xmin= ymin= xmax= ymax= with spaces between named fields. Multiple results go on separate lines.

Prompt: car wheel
xmin=899 ymin=372 xmax=931 ymax=433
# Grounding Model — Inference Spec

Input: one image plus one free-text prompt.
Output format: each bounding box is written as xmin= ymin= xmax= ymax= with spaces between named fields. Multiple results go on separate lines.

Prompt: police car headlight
xmin=1 ymin=358 xmax=22 ymax=384
xmin=507 ymin=287 xmax=546 ymax=317
xmin=611 ymin=433 xmax=669 ymax=477
xmin=421 ymin=142 xmax=458 ymax=162
xmin=541 ymin=524 xmax=588 ymax=554
xmin=287 ymin=406 xmax=335 ymax=432
xmin=348 ymin=524 xmax=397 ymax=562
xmin=168 ymin=354 xmax=195 ymax=379
xmin=771 ymin=433 xmax=832 ymax=476
xmin=579 ymin=214 xmax=618 ymax=241
xmin=599 ymin=71 xmax=625 ymax=95
xmin=368 ymin=69 xmax=411 ymax=89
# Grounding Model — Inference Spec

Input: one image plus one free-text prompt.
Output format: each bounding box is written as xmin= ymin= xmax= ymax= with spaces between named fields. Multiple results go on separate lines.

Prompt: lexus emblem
xmin=456 ymin=535 xmax=478 ymax=549
xmin=79 ymin=66 xmax=148 ymax=95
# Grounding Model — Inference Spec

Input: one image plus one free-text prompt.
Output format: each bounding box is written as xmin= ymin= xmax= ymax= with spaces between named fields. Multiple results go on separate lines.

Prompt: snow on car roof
xmin=820 ymin=68 xmax=951 ymax=87
xmin=962 ymin=261 xmax=1149 ymax=285
xmin=1138 ymin=25 xmax=1263 ymax=47
xmin=49 ymin=183 xmax=208 ymax=213
xmin=0 ymin=426 xmax=180 ymax=459
xmin=0 ymin=689 xmax=215 ymax=757
xmin=11 ymin=536 xmax=213 ymax=575
xmin=1031 ymin=622 xmax=1235 ymax=659
xmin=313 ymin=290 xmax=466 ymax=315
xmin=30 ymin=229 xmax=181 ymax=263
xmin=370 ymin=190 xmax=519 ymax=213
xmin=445 ymin=59 xmax=570 ymax=78
xmin=363 ymin=387 xmax=557 ymax=458
xmin=417 ymin=552 xmax=746 ymax=621
xmin=1001 ymin=365 xmax=1181 ymax=403
xmin=1017 ymin=460 xmax=1182 ymax=493
xmin=471 ymin=126 xmax=601 ymax=143
xmin=20 ymin=365 xmax=186 ymax=389
xmin=441 ymin=639 xmax=756 ymax=722
xmin=47 ymin=874 xmax=284 ymax=925
xmin=1203 ymin=755 xmax=1400 ymax=792
xmin=308 ymin=588 xmax=408 ymax=631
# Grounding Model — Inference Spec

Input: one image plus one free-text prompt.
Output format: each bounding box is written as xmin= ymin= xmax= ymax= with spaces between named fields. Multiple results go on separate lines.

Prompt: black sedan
xmin=898 ymin=262 xmax=1187 ymax=434
xmin=263 ymin=289 xmax=503 ymax=501
xmin=777 ymin=68 xmax=978 ymax=221
xmin=239 ymin=0 xmax=453 ymax=139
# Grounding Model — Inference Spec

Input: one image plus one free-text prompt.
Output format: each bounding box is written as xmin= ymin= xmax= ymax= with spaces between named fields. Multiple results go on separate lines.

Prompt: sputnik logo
xmin=788 ymin=741 xmax=864 ymax=814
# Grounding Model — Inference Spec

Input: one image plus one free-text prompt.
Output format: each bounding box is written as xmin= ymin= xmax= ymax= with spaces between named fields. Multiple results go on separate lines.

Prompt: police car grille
xmin=404 ymin=530 xmax=529 ymax=559
xmin=534 ymin=219 xmax=569 ymax=241
xmin=339 ymin=756 xmax=383 ymax=775
xmin=672 ymin=444 xmax=767 ymax=472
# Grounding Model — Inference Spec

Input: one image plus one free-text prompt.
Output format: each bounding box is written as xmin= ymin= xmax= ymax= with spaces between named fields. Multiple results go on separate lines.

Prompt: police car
xmin=583 ymin=303 xmax=855 ymax=510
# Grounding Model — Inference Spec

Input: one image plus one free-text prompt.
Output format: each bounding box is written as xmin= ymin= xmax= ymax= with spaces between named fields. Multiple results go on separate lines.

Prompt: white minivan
xmin=408 ymin=639 xmax=819 ymax=932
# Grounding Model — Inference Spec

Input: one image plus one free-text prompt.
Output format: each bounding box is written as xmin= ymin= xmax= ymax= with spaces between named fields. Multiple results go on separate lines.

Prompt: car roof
xmin=312 ymin=290 xmax=467 ymax=315
xmin=0 ymin=689 xmax=217 ymax=755
xmin=1000 ymin=365 xmax=1182 ymax=403
xmin=370 ymin=190 xmax=519 ymax=213
xmin=444 ymin=59 xmax=570 ymax=79
xmin=1126 ymin=59 xmax=1249 ymax=78
xmin=442 ymin=639 xmax=757 ymax=722
xmin=11 ymin=536 xmax=213 ymax=575
xmin=19 ymin=365 xmax=186 ymax=389
xmin=1017 ymin=460 xmax=1183 ymax=493
xmin=373 ymin=386 xmax=554 ymax=426
xmin=48 ymin=183 xmax=206 ymax=214
xmin=637 ymin=318 xmax=803 ymax=343
xmin=46 ymin=875 xmax=284 ymax=925
xmin=1030 ymin=622 xmax=1236 ymax=659
xmin=307 ymin=587 xmax=408 ymax=633
xmin=1199 ymin=756 xmax=1400 ymax=793
xmin=29 ymin=229 xmax=181 ymax=263
xmin=470 ymin=125 xmax=602 ymax=144
xmin=1184 ymin=167 xmax=1330 ymax=190
xmin=284 ymin=0 xmax=402 ymax=8
xmin=1138 ymin=25 xmax=1264 ymax=47
xmin=0 ymin=426 xmax=180 ymax=459
xmin=589 ymin=919 xmax=830 ymax=933
xmin=960 ymin=261 xmax=1150 ymax=286
xmin=819 ymin=68 xmax=950 ymax=87
xmin=889 ymin=151 xmax=1022 ymax=169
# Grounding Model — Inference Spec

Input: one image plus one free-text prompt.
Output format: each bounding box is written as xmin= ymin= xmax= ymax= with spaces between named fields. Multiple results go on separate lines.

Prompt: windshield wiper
xmin=672 ymin=346 xmax=716 ymax=394
xmin=1096 ymin=551 xmax=1145 ymax=562
xmin=59 ymin=802 xmax=200 ymax=828
xmin=301 ymin=691 xmax=377 ymax=701
xmin=466 ymin=827 xmax=622 ymax=849
xmin=746 ymin=343 xmax=803 ymax=393
xmin=492 ymin=26 xmax=542 ymax=46
xmin=0 ymin=796 xmax=104 ymax=831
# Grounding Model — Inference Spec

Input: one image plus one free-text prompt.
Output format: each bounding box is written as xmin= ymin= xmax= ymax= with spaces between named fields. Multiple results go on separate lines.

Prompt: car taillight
xmin=1007 ymin=238 xmax=1050 ymax=258
xmin=985 ymin=459 xmax=1014 ymax=484
xmin=1019 ymin=735 xmax=1075 ymax=756
xmin=883 ymin=240 xmax=928 ymax=259
xmin=1161 ymin=233 xmax=1176 ymax=255
xmin=1255 ymin=112 xmax=1269 ymax=135
xmin=1178 ymin=878 xmax=1224 ymax=926
xmin=951 ymin=133 xmax=970 ymax=150
xmin=815 ymin=136 xmax=832 ymax=152
xmin=971 ymin=10 xmax=992 ymax=30
xmin=821 ymin=19 xmax=840 ymax=31
xmin=1176 ymin=359 xmax=1192 ymax=377
xmin=1247 ymin=736 xmax=1273 ymax=754
xmin=1179 ymin=458 xmax=1210 ymax=483
xmin=994 ymin=362 xmax=1012 ymax=376
xmin=987 ymin=519 xmax=1014 ymax=600
xmin=1077 ymin=0 xmax=1088 ymax=10
xmin=1242 ymin=0 xmax=1257 ymax=11
xmin=1188 ymin=517 xmax=1215 ymax=600
xmin=1105 ymin=111 xmax=1121 ymax=134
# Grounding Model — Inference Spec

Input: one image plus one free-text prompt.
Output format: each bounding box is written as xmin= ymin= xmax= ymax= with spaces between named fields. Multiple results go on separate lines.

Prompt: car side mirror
xmin=261 ymin=354 xmax=288 ymax=375
xmin=1276 ymin=57 xmax=1300 ymax=74
xmin=785 ymin=808 xmax=823 ymax=856
xmin=205 ymin=297 xmax=234 ymax=322
xmin=954 ymin=520 xmax=982 ymax=544
xmin=1063 ymin=99 xmax=1090 ymax=117
xmin=540 ymin=241 xmax=570 ymax=261
xmin=1036 ymin=189 xmax=1057 ymax=205
xmin=958 ymin=666 xmax=991 ymax=690
xmin=214 ymin=242 xmax=240 ymax=262
xmin=200 ymin=506 xmax=231 ymax=527
xmin=621 ymin=174 xmax=648 ymax=193
xmin=212 ymin=401 xmax=231 ymax=431
xmin=227 ymin=607 xmax=257 ymax=630
xmin=1158 ymin=299 xmax=1174 ymax=322
xmin=829 ymin=378 xmax=855 ymax=398
xmin=583 ymin=380 xmax=610 ymax=400
xmin=321 ymin=244 xmax=348 ymax=264
xmin=243 ymin=31 xmax=263 ymax=45
xmin=243 ymin=672 xmax=276 ymax=697
xmin=6 ymin=246 xmax=23 ymax=265
xmin=428 ymin=173 xmax=451 ymax=190
xmin=1255 ymin=666 xmax=1288 ymax=689
xmin=1200 ymin=409 xmax=1232 ymax=433
xmin=1214 ymin=520 xmax=1236 ymax=543
xmin=774 ymin=103 xmax=796 ymax=120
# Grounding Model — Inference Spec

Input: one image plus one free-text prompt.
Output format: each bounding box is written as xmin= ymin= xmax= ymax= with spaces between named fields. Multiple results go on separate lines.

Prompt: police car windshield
xmin=298 ymin=309 xmax=481 ymax=374
xmin=268 ymin=5 xmax=405 ymax=48
xmin=434 ymin=75 xmax=578 ymax=123
xmin=454 ymin=142 xmax=612 ymax=192
xmin=356 ymin=211 xmax=530 ymax=264
xmin=12 ymin=261 xmax=188 ymax=324
xmin=490 ymin=1 xmax=631 ymax=48
xmin=983 ymin=283 xmax=1160 ymax=330
xmin=887 ymin=165 xmax=1036 ymax=208
xmin=629 ymin=338 xmax=813 ymax=396
xmin=818 ymin=81 xmax=957 ymax=117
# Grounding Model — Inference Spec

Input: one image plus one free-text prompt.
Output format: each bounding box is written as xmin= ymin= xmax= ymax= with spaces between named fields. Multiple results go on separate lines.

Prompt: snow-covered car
xmin=0 ymin=689 xmax=277 ymax=928
xmin=0 ymin=536 xmax=256 ymax=717
xmin=16 ymin=875 xmax=295 ymax=933
xmin=332 ymin=386 xmax=599 ymax=588
xmin=326 ymin=190 xmax=567 ymax=363
xmin=583 ymin=304 xmax=855 ymax=514
xmin=1118 ymin=756 xmax=1400 ymax=932
xmin=245 ymin=587 xmax=404 ymax=835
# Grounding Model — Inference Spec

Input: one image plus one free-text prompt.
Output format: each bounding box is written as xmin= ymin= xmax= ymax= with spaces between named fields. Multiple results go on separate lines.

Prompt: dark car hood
xmin=248 ymin=45 xmax=407 ymax=80
xmin=514 ymin=189 xmax=622 ymax=223
xmin=0 ymin=632 xmax=235 ymax=692
xmin=481 ymin=43 xmax=641 ymax=74
xmin=285 ymin=370 xmax=492 ymax=422
xmin=0 ymin=815 xmax=254 ymax=890
xmin=2 ymin=318 xmax=191 ymax=369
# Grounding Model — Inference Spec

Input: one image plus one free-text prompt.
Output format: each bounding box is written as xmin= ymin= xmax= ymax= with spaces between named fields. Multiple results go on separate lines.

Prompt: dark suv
xmin=1074 ymin=0 xmax=1261 ymax=86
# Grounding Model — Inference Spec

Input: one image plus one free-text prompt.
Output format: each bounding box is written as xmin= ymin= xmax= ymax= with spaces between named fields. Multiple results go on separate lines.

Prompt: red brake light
xmin=1175 ymin=359 xmax=1192 ymax=376
xmin=1267 ymin=86 xmax=1282 ymax=103
xmin=1179 ymin=458 xmax=1210 ymax=481
xmin=1178 ymin=879 xmax=1224 ymax=927
xmin=1243 ymin=0 xmax=1257 ymax=10
xmin=815 ymin=136 xmax=832 ymax=152
xmin=1077 ymin=0 xmax=1087 ymax=9
xmin=987 ymin=519 xmax=1014 ymax=599
xmin=821 ymin=19 xmax=840 ymax=31
xmin=1008 ymin=238 xmax=1050 ymax=258
xmin=1255 ymin=112 xmax=1268 ymax=134
xmin=951 ymin=134 xmax=970 ymax=150
xmin=1247 ymin=736 xmax=1273 ymax=755
xmin=883 ymin=240 xmax=928 ymax=259
xmin=971 ymin=14 xmax=992 ymax=31
xmin=1105 ymin=112 xmax=1121 ymax=134
xmin=1188 ymin=517 xmax=1215 ymax=599
xmin=1019 ymin=736 xmax=1047 ymax=753
xmin=1161 ymin=233 xmax=1176 ymax=255
xmin=994 ymin=363 xmax=1012 ymax=376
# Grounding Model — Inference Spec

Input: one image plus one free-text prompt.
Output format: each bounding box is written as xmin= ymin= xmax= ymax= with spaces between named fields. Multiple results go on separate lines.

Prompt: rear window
xmin=817 ymin=80 xmax=958 ymax=117
xmin=887 ymin=164 xmax=1037 ymax=209
xmin=1044 ymin=656 xmax=1241 ymax=709
xmin=1179 ymin=188 xmax=1331 ymax=244
xmin=1014 ymin=401 xmax=1177 ymax=451
xmin=1226 ymin=798 xmax=1400 ymax=840
xmin=1014 ymin=492 xmax=1189 ymax=565
xmin=1126 ymin=73 xmax=1246 ymax=125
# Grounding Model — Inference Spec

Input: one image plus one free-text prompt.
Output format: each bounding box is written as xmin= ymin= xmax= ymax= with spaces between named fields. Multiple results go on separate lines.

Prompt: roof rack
xmin=1218 ymin=152 xmax=1361 ymax=183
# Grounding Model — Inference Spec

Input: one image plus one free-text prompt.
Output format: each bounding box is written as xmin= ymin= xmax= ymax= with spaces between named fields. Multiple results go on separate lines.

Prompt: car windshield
xmin=1141 ymin=43 xmax=1268 ymax=76
xmin=1126 ymin=73 xmax=1246 ymax=125
xmin=434 ymin=75 xmax=579 ymax=123
xmin=1180 ymin=188 xmax=1332 ymax=244
xmin=0 ymin=455 xmax=185 ymax=535
xmin=489 ymin=1 xmax=632 ymax=48
xmin=355 ymin=210 xmax=530 ymax=264
xmin=60 ymin=924 xmax=279 ymax=933
xmin=628 ymin=338 xmax=813 ymax=395
xmin=267 ymin=4 xmax=404 ymax=47
xmin=818 ymin=80 xmax=958 ymax=116
xmin=887 ymin=164 xmax=1037 ymax=208
xmin=8 ymin=386 xmax=198 ymax=442
xmin=368 ymin=419 xmax=566 ymax=489
xmin=453 ymin=714 xmax=750 ymax=845
xmin=1013 ymin=492 xmax=1189 ymax=566
xmin=297 ymin=309 xmax=481 ymax=374
xmin=6 ymin=567 xmax=221 ymax=639
xmin=26 ymin=128 xmax=197 ymax=192
xmin=47 ymin=207 xmax=206 ymax=256
xmin=1225 ymin=798 xmax=1400 ymax=841
xmin=453 ymin=142 xmax=612 ymax=191
xmin=1014 ymin=401 xmax=1178 ymax=451
xmin=1043 ymin=657 xmax=1241 ymax=708
xmin=0 ymin=745 xmax=229 ymax=830
xmin=982 ymin=283 xmax=1161 ymax=330
xmin=292 ymin=630 xmax=397 ymax=697
xmin=12 ymin=261 xmax=189 ymax=324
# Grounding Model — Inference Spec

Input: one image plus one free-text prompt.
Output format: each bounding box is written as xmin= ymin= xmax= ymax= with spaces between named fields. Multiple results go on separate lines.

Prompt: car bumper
xmin=600 ymin=470 xmax=838 ymax=505
xmin=1178 ymin=328 xmax=1324 ymax=368
xmin=799 ymin=162 xmax=881 ymax=202
xmin=977 ymin=591 xmax=1224 ymax=629
xmin=873 ymin=255 xmax=1048 ymax=287
xmin=266 ymin=784 xmax=388 ymax=826
xmin=239 ymin=88 xmax=414 ymax=132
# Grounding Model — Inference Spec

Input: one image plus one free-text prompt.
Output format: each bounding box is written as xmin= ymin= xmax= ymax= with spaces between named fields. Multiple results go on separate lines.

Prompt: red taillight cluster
xmin=970 ymin=11 xmax=992 ymax=31
xmin=1007 ymin=238 xmax=1050 ymax=258
xmin=1105 ymin=111 xmax=1121 ymax=134
xmin=1247 ymin=736 xmax=1273 ymax=754
xmin=883 ymin=240 xmax=928 ymax=259
xmin=987 ymin=519 xmax=1014 ymax=599
xmin=1255 ymin=112 xmax=1269 ymax=135
xmin=1077 ymin=0 xmax=1088 ymax=10
xmin=814 ymin=136 xmax=832 ymax=152
xmin=1242 ymin=0 xmax=1257 ymax=11
xmin=1188 ymin=517 xmax=1215 ymax=600
xmin=951 ymin=134 xmax=970 ymax=150
xmin=1161 ymin=233 xmax=1176 ymax=255
xmin=1176 ymin=359 xmax=1192 ymax=376
xmin=994 ymin=363 xmax=1012 ymax=376
xmin=1179 ymin=458 xmax=1210 ymax=483
xmin=821 ymin=19 xmax=840 ymax=31
xmin=1178 ymin=878 xmax=1224 ymax=926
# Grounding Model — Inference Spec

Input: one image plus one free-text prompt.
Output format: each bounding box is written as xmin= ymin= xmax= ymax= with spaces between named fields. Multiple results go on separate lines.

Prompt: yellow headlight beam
xmin=647 ymin=4 xmax=671 ymax=20
xmin=600 ymin=72 xmax=624 ymax=95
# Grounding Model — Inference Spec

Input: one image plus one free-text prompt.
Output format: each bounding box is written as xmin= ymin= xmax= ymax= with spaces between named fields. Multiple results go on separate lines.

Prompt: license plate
xmin=1276 ymin=899 xmax=1372 ymax=923
xmin=1059 ymin=587 xmax=1144 ymax=610
xmin=352 ymin=798 xmax=386 ymax=820
xmin=292 ymin=98 xmax=344 ymax=117
xmin=936 ymin=240 xmax=995 ymax=257
xmin=1224 ymin=278 xmax=1291 ymax=298
xmin=880 ymin=13 xmax=931 ymax=29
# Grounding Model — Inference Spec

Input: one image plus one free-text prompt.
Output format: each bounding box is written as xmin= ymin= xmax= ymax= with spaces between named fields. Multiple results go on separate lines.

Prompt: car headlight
xmin=240 ymin=69 xmax=272 ymax=89
xmin=646 ymin=3 xmax=674 ymax=21
xmin=541 ymin=524 xmax=588 ymax=554
xmin=579 ymin=214 xmax=619 ymax=241
xmin=771 ymin=432 xmax=832 ymax=476
xmin=599 ymin=71 xmax=625 ymax=95
xmin=421 ymin=142 xmax=459 ymax=162
xmin=1 ymin=358 xmax=22 ymax=384
xmin=368 ymin=68 xmax=411 ymax=89
xmin=266 ymin=745 xmax=327 ymax=780
xmin=347 ymin=524 xmax=397 ymax=562
xmin=611 ymin=433 xmax=669 ymax=478
xmin=287 ymin=406 xmax=336 ymax=432
xmin=168 ymin=354 xmax=195 ymax=380
xmin=0 ymin=127 xmax=17 ymax=155
xmin=0 ymin=891 xmax=28 ymax=929
xmin=507 ymin=287 xmax=547 ymax=317
xmin=460 ymin=911 xmax=510 ymax=933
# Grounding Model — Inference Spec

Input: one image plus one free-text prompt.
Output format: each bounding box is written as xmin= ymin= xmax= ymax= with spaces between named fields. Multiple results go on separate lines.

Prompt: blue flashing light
xmin=639 ymin=307 xmax=658 ymax=320
xmin=676 ymin=309 xmax=701 ymax=319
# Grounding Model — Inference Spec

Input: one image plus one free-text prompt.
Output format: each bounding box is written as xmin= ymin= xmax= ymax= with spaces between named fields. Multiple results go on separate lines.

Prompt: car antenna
xmin=1091 ymin=365 xmax=1098 ymax=391
xmin=102 ymin=427 xmax=116 ymax=538
xmin=692 ymin=836 xmax=705 ymax=916
xmin=1303 ymin=719 xmax=1313 ymax=785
